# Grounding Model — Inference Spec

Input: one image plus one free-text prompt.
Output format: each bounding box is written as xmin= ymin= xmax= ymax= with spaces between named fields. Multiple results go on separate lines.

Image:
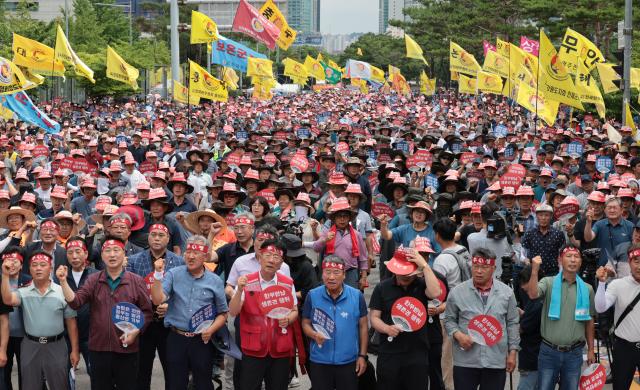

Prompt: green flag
xmin=321 ymin=61 xmax=341 ymax=84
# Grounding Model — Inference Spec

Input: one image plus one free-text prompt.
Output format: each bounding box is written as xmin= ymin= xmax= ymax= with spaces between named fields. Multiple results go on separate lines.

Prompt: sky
xmin=320 ymin=0 xmax=378 ymax=35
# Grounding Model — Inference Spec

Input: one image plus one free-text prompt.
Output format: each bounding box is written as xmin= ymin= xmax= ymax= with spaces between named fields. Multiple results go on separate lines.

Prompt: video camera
xmin=486 ymin=213 xmax=507 ymax=239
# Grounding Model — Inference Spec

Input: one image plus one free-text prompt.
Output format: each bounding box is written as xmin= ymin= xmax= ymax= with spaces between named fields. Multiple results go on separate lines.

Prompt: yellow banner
xmin=516 ymin=80 xmax=559 ymax=126
xmin=283 ymin=58 xmax=308 ymax=80
xmin=259 ymin=0 xmax=296 ymax=50
xmin=405 ymin=34 xmax=428 ymax=65
xmin=450 ymin=41 xmax=480 ymax=76
xmin=458 ymin=74 xmax=477 ymax=95
xmin=626 ymin=102 xmax=637 ymax=136
xmin=247 ymin=57 xmax=273 ymax=79
xmin=55 ymin=25 xmax=94 ymax=83
xmin=222 ymin=67 xmax=239 ymax=91
xmin=190 ymin=10 xmax=218 ymax=44
xmin=596 ymin=63 xmax=620 ymax=94
xmin=304 ymin=55 xmax=325 ymax=80
xmin=0 ymin=57 xmax=30 ymax=95
xmin=631 ymin=67 xmax=640 ymax=89
xmin=391 ymin=72 xmax=410 ymax=96
xmin=496 ymin=38 xmax=510 ymax=58
xmin=188 ymin=59 xmax=228 ymax=102
xmin=538 ymin=29 xmax=583 ymax=110
xmin=483 ymin=50 xmax=509 ymax=78
xmin=576 ymin=62 xmax=605 ymax=118
xmin=357 ymin=48 xmax=363 ymax=56
xmin=388 ymin=65 xmax=401 ymax=81
xmin=477 ymin=70 xmax=503 ymax=94
xmin=0 ymin=105 xmax=14 ymax=120
xmin=370 ymin=65 xmax=385 ymax=83
xmin=12 ymin=33 xmax=65 ymax=76
xmin=106 ymin=46 xmax=139 ymax=90
xmin=557 ymin=28 xmax=605 ymax=74
xmin=420 ymin=71 xmax=436 ymax=96
xmin=173 ymin=80 xmax=200 ymax=105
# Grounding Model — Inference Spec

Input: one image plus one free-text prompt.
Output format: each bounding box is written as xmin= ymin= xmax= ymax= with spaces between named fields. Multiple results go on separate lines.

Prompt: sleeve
xmin=357 ymin=233 xmax=368 ymax=270
xmin=505 ymin=289 xmax=521 ymax=351
xmin=443 ymin=288 xmax=462 ymax=336
xmin=595 ymin=281 xmax=616 ymax=313
xmin=362 ymin=214 xmax=374 ymax=234
xmin=358 ymin=292 xmax=368 ymax=318
xmin=312 ymin=231 xmax=328 ymax=253
xmin=537 ymin=277 xmax=549 ymax=299
xmin=162 ymin=268 xmax=175 ymax=298
xmin=226 ymin=262 xmax=240 ymax=287
xmin=135 ymin=278 xmax=153 ymax=333
xmin=63 ymin=302 xmax=77 ymax=319
xmin=589 ymin=284 xmax=596 ymax=317
xmin=591 ymin=220 xmax=600 ymax=235
xmin=0 ymin=301 xmax=12 ymax=315
xmin=213 ymin=277 xmax=229 ymax=314
xmin=390 ymin=225 xmax=403 ymax=244
xmin=301 ymin=293 xmax=313 ymax=319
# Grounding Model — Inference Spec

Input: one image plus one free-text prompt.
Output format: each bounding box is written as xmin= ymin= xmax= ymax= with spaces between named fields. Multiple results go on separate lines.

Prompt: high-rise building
xmin=198 ymin=0 xmax=288 ymax=32
xmin=287 ymin=0 xmax=319 ymax=33
xmin=378 ymin=0 xmax=421 ymax=34
xmin=3 ymin=0 xmax=163 ymax=22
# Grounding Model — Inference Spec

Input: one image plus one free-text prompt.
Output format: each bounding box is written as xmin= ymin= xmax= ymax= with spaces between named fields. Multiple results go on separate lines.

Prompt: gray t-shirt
xmin=433 ymin=244 xmax=468 ymax=289
xmin=467 ymin=229 xmax=512 ymax=279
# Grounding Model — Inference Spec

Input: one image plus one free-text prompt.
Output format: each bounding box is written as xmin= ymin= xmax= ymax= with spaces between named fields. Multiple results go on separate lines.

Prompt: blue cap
xmin=580 ymin=174 xmax=593 ymax=182
xmin=528 ymin=164 xmax=541 ymax=172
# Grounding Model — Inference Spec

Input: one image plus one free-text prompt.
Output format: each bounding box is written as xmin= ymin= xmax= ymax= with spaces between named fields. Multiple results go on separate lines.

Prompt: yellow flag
xmin=317 ymin=53 xmax=324 ymax=62
xmin=405 ymin=34 xmax=428 ymax=65
xmin=0 ymin=105 xmax=13 ymax=120
xmin=450 ymin=41 xmax=480 ymax=76
xmin=576 ymin=62 xmax=605 ymax=118
xmin=222 ymin=67 xmax=239 ymax=91
xmin=190 ymin=10 xmax=218 ymax=44
xmin=482 ymin=50 xmax=509 ymax=78
xmin=252 ymin=81 xmax=273 ymax=101
xmin=451 ymin=71 xmax=459 ymax=81
xmin=557 ymin=28 xmax=605 ymax=74
xmin=106 ymin=46 xmax=139 ymax=90
xmin=370 ymin=66 xmax=385 ymax=83
xmin=304 ymin=56 xmax=325 ymax=80
xmin=509 ymin=44 xmax=538 ymax=82
xmin=357 ymin=48 xmax=363 ymax=56
xmin=21 ymin=68 xmax=45 ymax=89
xmin=538 ymin=29 xmax=583 ymax=110
xmin=458 ymin=74 xmax=477 ymax=95
xmin=631 ymin=68 xmax=640 ymax=89
xmin=496 ymin=38 xmax=510 ymax=58
xmin=477 ymin=70 xmax=503 ymax=94
xmin=0 ymin=57 xmax=31 ymax=95
xmin=388 ymin=65 xmax=401 ymax=81
xmin=283 ymin=58 xmax=308 ymax=80
xmin=516 ymin=81 xmax=559 ymax=126
xmin=247 ymin=57 xmax=273 ymax=79
xmin=188 ymin=59 xmax=228 ymax=102
xmin=328 ymin=60 xmax=341 ymax=72
xmin=626 ymin=102 xmax=637 ymax=135
xmin=12 ymin=33 xmax=65 ymax=76
xmin=173 ymin=80 xmax=200 ymax=105
xmin=420 ymin=71 xmax=435 ymax=96
xmin=596 ymin=63 xmax=620 ymax=94
xmin=55 ymin=25 xmax=95 ymax=83
xmin=390 ymin=72 xmax=410 ymax=96
xmin=259 ymin=0 xmax=297 ymax=50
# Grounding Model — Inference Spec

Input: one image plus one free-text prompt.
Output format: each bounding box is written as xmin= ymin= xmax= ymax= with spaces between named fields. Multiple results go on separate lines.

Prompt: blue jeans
xmin=344 ymin=268 xmax=359 ymax=289
xmin=537 ymin=343 xmax=583 ymax=390
xmin=517 ymin=370 xmax=538 ymax=390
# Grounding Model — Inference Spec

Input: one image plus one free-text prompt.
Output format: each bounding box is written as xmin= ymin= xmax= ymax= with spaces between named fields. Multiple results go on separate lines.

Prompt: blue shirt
xmin=390 ymin=223 xmax=440 ymax=253
xmin=591 ymin=218 xmax=634 ymax=265
xmin=162 ymin=266 xmax=228 ymax=330
xmin=71 ymin=196 xmax=97 ymax=220
xmin=127 ymin=250 xmax=184 ymax=279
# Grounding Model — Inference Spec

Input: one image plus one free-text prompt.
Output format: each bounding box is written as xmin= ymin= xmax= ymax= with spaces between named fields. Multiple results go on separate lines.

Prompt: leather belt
xmin=25 ymin=333 xmax=65 ymax=344
xmin=171 ymin=327 xmax=196 ymax=338
xmin=542 ymin=338 xmax=585 ymax=352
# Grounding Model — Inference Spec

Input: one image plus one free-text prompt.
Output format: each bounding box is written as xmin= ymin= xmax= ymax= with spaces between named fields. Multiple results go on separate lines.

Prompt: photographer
xmin=468 ymin=202 xmax=513 ymax=279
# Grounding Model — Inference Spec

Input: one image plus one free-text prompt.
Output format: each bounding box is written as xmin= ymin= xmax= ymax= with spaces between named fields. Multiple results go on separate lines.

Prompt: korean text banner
xmin=211 ymin=35 xmax=267 ymax=73
xmin=1 ymin=91 xmax=60 ymax=133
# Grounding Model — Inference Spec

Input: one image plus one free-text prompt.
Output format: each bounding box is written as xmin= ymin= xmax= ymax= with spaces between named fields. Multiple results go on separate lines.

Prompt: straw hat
xmin=185 ymin=209 xmax=227 ymax=234
xmin=0 ymin=207 xmax=36 ymax=229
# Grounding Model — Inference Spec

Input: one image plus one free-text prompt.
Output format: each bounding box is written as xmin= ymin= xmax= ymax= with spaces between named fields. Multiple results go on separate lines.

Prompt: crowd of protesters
xmin=0 ymin=88 xmax=638 ymax=390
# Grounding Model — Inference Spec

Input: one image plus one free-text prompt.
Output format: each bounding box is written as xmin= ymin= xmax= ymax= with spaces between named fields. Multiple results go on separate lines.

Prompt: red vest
xmin=239 ymin=272 xmax=295 ymax=358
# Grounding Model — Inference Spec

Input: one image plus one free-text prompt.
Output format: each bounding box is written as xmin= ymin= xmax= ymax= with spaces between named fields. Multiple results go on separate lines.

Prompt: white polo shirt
xmin=595 ymin=275 xmax=640 ymax=342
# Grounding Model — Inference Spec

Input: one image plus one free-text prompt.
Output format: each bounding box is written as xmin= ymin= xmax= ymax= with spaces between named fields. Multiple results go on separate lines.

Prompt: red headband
xmin=110 ymin=217 xmax=132 ymax=228
xmin=66 ymin=240 xmax=87 ymax=252
xmin=260 ymin=245 xmax=283 ymax=257
xmin=150 ymin=224 xmax=169 ymax=234
xmin=234 ymin=217 xmax=254 ymax=226
xmin=186 ymin=243 xmax=209 ymax=254
xmin=102 ymin=239 xmax=125 ymax=251
xmin=41 ymin=221 xmax=59 ymax=231
xmin=256 ymin=232 xmax=274 ymax=240
xmin=2 ymin=252 xmax=23 ymax=263
xmin=628 ymin=248 xmax=640 ymax=260
xmin=30 ymin=253 xmax=52 ymax=265
xmin=472 ymin=256 xmax=495 ymax=266
xmin=322 ymin=261 xmax=344 ymax=270
xmin=560 ymin=247 xmax=580 ymax=257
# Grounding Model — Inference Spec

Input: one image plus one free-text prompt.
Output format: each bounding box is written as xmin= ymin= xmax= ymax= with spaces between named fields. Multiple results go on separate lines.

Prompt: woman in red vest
xmin=229 ymin=239 xmax=298 ymax=390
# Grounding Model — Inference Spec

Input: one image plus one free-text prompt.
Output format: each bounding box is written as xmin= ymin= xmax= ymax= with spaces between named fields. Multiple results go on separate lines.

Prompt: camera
xmin=486 ymin=213 xmax=507 ymax=239
xmin=500 ymin=254 xmax=514 ymax=286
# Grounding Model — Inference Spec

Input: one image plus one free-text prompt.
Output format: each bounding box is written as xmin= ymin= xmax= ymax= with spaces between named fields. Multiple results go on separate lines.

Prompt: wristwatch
xmin=358 ymin=354 xmax=368 ymax=361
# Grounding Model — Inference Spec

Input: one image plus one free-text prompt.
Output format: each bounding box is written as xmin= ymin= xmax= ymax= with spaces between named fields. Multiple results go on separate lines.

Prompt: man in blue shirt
xmin=584 ymin=197 xmax=634 ymax=265
xmin=150 ymin=235 xmax=228 ymax=390
xmin=71 ymin=177 xmax=97 ymax=220
xmin=302 ymin=256 xmax=368 ymax=390
xmin=380 ymin=201 xmax=440 ymax=253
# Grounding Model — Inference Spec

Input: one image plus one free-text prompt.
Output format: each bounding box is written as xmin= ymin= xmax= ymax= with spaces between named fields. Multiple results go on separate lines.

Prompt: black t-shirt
xmin=215 ymin=242 xmax=254 ymax=283
xmin=458 ymin=224 xmax=480 ymax=250
xmin=369 ymin=276 xmax=430 ymax=356
xmin=0 ymin=299 xmax=12 ymax=316
xmin=573 ymin=213 xmax=604 ymax=252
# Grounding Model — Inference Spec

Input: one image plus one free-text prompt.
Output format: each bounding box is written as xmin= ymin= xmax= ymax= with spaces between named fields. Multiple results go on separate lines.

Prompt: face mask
xmin=97 ymin=178 xmax=110 ymax=195
xmin=295 ymin=206 xmax=308 ymax=222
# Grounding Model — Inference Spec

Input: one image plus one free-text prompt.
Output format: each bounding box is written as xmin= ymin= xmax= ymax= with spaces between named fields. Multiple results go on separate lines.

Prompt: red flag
xmin=232 ymin=0 xmax=280 ymax=50
xmin=520 ymin=36 xmax=540 ymax=56
xmin=483 ymin=40 xmax=496 ymax=57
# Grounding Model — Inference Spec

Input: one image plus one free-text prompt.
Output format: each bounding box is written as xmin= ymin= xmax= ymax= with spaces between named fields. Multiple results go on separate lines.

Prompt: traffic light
xmin=612 ymin=49 xmax=624 ymax=89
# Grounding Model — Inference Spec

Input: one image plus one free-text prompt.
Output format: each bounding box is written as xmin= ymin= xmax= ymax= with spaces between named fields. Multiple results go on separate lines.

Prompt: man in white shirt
xmin=122 ymin=157 xmax=147 ymax=194
xmin=595 ymin=243 xmax=640 ymax=390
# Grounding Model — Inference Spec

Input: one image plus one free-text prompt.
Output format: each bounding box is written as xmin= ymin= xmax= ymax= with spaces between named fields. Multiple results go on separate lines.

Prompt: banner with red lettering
xmin=232 ymin=0 xmax=280 ymax=51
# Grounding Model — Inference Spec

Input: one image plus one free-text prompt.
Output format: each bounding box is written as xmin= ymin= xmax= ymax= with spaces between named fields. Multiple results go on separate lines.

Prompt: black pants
xmin=427 ymin=342 xmax=445 ymax=390
xmin=309 ymin=361 xmax=358 ymax=390
xmin=452 ymin=366 xmax=506 ymax=390
xmin=376 ymin=352 xmax=428 ymax=390
xmin=612 ymin=336 xmax=640 ymax=390
xmin=89 ymin=350 xmax=139 ymax=390
xmin=166 ymin=330 xmax=215 ymax=390
xmin=240 ymin=355 xmax=290 ymax=390
xmin=4 ymin=337 xmax=21 ymax=390
xmin=137 ymin=320 xmax=169 ymax=390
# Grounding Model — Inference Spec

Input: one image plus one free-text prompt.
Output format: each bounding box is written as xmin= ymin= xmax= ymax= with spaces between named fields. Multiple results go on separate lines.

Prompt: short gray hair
xmin=110 ymin=213 xmax=132 ymax=227
xmin=187 ymin=235 xmax=208 ymax=246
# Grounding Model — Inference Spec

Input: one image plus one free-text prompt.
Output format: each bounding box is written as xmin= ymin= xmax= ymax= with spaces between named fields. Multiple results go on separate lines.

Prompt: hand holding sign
xmin=259 ymin=285 xmax=294 ymax=334
xmin=579 ymin=364 xmax=606 ymax=390
xmin=467 ymin=314 xmax=503 ymax=347
xmin=112 ymin=302 xmax=145 ymax=348
xmin=388 ymin=297 xmax=427 ymax=342
xmin=190 ymin=304 xmax=218 ymax=344
xmin=311 ymin=308 xmax=335 ymax=348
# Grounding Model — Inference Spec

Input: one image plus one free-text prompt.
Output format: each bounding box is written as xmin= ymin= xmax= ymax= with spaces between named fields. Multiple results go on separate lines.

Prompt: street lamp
xmin=95 ymin=1 xmax=133 ymax=45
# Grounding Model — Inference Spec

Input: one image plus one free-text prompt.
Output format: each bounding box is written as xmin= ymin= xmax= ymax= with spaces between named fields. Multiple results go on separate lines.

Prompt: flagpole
xmin=534 ymin=29 xmax=541 ymax=137
xmin=187 ymin=60 xmax=191 ymax=133
xmin=50 ymin=29 xmax=59 ymax=105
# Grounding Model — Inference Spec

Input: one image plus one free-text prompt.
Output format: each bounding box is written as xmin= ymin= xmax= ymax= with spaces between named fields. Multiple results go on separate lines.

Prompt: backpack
xmin=441 ymin=246 xmax=472 ymax=282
